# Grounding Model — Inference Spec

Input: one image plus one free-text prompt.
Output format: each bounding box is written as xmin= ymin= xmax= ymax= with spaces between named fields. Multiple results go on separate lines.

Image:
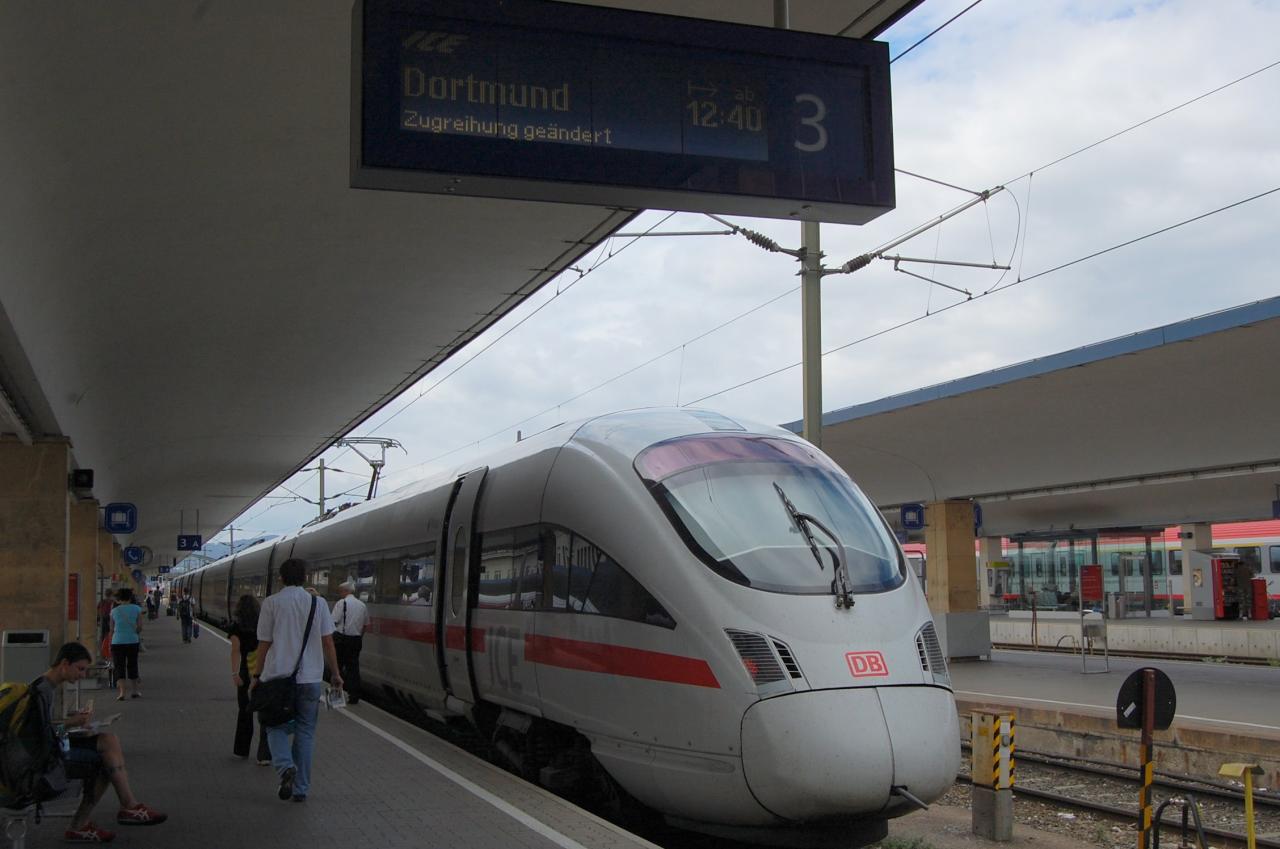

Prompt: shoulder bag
xmin=249 ymin=596 xmax=317 ymax=727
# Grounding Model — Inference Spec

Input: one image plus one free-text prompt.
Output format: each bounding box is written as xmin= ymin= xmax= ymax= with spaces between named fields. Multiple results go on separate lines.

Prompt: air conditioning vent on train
xmin=725 ymin=629 xmax=786 ymax=685
xmin=916 ymin=621 xmax=950 ymax=686
xmin=771 ymin=639 xmax=805 ymax=680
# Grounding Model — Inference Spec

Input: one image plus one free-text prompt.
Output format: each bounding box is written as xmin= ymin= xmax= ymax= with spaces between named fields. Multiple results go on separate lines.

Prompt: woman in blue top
xmin=109 ymin=588 xmax=144 ymax=700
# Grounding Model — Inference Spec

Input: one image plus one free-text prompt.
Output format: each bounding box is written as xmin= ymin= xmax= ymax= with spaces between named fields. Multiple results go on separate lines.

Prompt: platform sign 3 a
xmin=177 ymin=534 xmax=203 ymax=551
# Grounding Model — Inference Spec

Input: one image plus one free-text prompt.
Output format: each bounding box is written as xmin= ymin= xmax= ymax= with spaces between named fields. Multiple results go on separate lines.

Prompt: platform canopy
xmin=0 ymin=1 xmax=921 ymax=567
xmin=793 ymin=298 xmax=1280 ymax=537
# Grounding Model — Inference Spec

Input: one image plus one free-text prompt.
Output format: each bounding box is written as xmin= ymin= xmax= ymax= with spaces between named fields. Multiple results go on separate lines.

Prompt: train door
xmin=437 ymin=467 xmax=488 ymax=707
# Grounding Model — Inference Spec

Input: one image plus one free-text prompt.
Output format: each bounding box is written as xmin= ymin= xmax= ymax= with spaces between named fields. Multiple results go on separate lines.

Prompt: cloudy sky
xmin=211 ymin=0 xmax=1280 ymax=549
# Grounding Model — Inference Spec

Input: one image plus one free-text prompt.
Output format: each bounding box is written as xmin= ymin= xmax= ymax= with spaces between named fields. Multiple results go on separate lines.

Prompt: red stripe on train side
xmin=368 ymin=616 xmax=436 ymax=643
xmin=367 ymin=617 xmax=487 ymax=652
xmin=524 ymin=634 xmax=720 ymax=689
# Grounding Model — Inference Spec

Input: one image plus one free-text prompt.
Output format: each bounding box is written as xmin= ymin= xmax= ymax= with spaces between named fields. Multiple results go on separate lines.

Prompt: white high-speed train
xmin=178 ymin=409 xmax=960 ymax=846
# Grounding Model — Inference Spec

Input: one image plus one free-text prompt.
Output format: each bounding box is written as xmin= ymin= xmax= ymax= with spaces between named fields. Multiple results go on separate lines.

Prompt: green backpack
xmin=0 ymin=680 xmax=67 ymax=810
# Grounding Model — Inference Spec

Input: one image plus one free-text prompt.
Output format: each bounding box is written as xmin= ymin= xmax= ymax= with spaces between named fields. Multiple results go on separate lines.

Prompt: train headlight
xmin=916 ymin=621 xmax=950 ymax=687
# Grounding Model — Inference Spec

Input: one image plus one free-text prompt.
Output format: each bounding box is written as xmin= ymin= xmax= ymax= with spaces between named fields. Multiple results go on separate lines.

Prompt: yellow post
xmin=971 ymin=713 xmax=996 ymax=786
xmin=1219 ymin=762 xmax=1262 ymax=849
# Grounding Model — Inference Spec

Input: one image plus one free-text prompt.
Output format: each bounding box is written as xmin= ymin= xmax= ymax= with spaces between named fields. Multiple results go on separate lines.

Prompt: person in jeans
xmin=109 ymin=588 xmax=144 ymax=700
xmin=229 ymin=594 xmax=271 ymax=764
xmin=252 ymin=558 xmax=342 ymax=802
xmin=36 ymin=642 xmax=167 ymax=843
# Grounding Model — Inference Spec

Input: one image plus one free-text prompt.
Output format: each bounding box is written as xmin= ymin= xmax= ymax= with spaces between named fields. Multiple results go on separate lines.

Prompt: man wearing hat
xmin=331 ymin=579 xmax=368 ymax=704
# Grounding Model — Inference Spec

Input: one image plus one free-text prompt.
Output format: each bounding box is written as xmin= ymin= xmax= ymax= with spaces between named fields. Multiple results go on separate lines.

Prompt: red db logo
xmin=846 ymin=651 xmax=889 ymax=678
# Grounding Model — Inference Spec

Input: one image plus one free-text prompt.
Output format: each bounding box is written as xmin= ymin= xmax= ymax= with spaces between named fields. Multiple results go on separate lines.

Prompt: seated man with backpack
xmin=29 ymin=642 xmax=167 ymax=842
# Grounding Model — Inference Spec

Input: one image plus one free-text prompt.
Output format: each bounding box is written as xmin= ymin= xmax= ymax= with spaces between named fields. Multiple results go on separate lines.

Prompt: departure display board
xmin=353 ymin=0 xmax=895 ymax=224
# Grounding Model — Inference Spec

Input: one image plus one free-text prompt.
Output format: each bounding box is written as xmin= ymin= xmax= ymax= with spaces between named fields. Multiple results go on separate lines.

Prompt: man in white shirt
xmin=253 ymin=558 xmax=342 ymax=803
xmin=331 ymin=579 xmax=368 ymax=704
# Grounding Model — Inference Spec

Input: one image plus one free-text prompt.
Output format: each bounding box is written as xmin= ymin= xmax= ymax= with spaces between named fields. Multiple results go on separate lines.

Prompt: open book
xmin=69 ymin=712 xmax=122 ymax=735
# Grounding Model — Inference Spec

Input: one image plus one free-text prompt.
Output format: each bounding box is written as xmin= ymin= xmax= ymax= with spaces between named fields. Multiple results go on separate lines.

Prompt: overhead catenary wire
xmin=680 ymin=184 xmax=1280 ymax=406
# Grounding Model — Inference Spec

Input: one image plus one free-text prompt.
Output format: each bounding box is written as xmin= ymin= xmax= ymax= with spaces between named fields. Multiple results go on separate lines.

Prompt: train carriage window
xmin=1150 ymin=551 xmax=1164 ymax=576
xmin=1169 ymin=550 xmax=1182 ymax=575
xmin=307 ymin=567 xmax=330 ymax=600
xmin=478 ymin=530 xmax=516 ymax=609
xmin=1270 ymin=546 xmax=1280 ymax=574
xmin=401 ymin=550 xmax=435 ymax=606
xmin=375 ymin=557 xmax=401 ymax=604
xmin=1234 ymin=546 xmax=1261 ymax=574
xmin=514 ymin=528 xmax=544 ymax=610
xmin=534 ymin=525 xmax=673 ymax=628
xmin=548 ymin=528 xmax=573 ymax=610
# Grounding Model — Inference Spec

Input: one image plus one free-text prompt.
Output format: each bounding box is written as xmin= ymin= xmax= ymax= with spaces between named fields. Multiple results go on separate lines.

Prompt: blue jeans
xmin=266 ymin=682 xmax=322 ymax=797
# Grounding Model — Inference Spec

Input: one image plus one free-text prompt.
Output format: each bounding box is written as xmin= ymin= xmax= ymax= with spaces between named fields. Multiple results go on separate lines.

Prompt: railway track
xmin=959 ymin=745 xmax=1280 ymax=848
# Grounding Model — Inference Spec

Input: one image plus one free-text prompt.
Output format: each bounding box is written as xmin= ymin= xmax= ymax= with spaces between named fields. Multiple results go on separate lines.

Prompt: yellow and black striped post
xmin=996 ymin=712 xmax=1016 ymax=790
xmin=1137 ymin=669 xmax=1156 ymax=849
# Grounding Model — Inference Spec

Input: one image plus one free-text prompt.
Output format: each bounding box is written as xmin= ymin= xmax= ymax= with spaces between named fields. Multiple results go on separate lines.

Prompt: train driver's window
xmin=1270 ymin=545 xmax=1280 ymax=574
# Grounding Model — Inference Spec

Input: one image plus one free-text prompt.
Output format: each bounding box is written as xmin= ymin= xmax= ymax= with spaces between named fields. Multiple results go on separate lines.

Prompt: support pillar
xmin=924 ymin=500 xmax=992 ymax=659
xmin=1181 ymin=522 xmax=1213 ymax=555
xmin=69 ymin=499 xmax=100 ymax=654
xmin=0 ymin=439 xmax=71 ymax=669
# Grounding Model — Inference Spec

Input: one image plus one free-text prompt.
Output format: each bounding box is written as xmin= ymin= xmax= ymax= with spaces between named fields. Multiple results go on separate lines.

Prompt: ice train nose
xmin=740 ymin=687 xmax=959 ymax=822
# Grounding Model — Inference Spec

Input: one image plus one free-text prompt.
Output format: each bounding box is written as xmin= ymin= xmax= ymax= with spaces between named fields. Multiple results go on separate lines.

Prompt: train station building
xmin=2 ymin=1 xmax=1279 ymax=847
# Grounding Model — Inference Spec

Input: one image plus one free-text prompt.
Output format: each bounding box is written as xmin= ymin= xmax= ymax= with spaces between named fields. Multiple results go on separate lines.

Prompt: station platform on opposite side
xmin=949 ymin=647 xmax=1280 ymax=788
xmin=987 ymin=610 xmax=1280 ymax=661
xmin=21 ymin=617 xmax=658 ymax=849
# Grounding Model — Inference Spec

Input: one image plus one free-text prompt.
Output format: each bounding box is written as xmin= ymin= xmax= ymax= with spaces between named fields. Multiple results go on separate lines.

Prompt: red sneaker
xmin=116 ymin=802 xmax=167 ymax=825
xmin=65 ymin=822 xmax=116 ymax=842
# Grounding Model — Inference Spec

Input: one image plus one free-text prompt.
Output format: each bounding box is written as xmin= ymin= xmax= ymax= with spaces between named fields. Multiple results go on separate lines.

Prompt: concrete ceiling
xmin=797 ymin=298 xmax=1280 ymax=537
xmin=0 ymin=1 xmax=919 ymax=568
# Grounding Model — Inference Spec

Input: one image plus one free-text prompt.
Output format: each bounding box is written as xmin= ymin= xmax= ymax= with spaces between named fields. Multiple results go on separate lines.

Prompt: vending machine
xmin=1186 ymin=550 xmax=1244 ymax=620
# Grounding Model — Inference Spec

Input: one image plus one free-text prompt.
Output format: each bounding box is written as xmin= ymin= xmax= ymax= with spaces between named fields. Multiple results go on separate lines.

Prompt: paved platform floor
xmin=23 ymin=615 xmax=657 ymax=849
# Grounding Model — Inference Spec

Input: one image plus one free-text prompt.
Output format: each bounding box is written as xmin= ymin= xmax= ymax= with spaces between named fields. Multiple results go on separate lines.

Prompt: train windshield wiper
xmin=772 ymin=482 xmax=856 ymax=610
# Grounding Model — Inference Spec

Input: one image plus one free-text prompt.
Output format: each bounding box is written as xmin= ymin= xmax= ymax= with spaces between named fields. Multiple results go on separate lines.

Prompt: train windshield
xmin=635 ymin=434 xmax=904 ymax=594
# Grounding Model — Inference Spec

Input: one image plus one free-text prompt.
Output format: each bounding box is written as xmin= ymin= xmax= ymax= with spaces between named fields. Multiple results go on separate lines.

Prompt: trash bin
xmin=1106 ymin=593 xmax=1128 ymax=620
xmin=1 ymin=630 xmax=50 ymax=683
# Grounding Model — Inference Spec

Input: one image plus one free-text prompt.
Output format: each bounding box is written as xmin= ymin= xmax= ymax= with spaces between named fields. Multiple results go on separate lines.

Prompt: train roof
xmin=180 ymin=407 xmax=797 ymax=577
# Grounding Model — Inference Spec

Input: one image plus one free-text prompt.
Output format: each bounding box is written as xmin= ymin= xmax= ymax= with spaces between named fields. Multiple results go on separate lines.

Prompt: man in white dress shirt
xmin=331 ymin=579 xmax=368 ymax=705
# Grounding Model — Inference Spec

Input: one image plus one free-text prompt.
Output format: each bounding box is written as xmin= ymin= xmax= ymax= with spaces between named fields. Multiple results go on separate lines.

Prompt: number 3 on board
xmin=794 ymin=93 xmax=828 ymax=152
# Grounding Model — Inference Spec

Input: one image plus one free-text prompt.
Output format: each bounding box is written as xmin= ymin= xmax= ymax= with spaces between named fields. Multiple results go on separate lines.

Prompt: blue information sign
xmin=157 ymin=565 xmax=172 ymax=575
xmin=123 ymin=546 xmax=145 ymax=565
xmin=103 ymin=503 xmax=138 ymax=534
xmin=900 ymin=503 xmax=925 ymax=531
xmin=177 ymin=534 xmax=203 ymax=551
xmin=355 ymin=0 xmax=895 ymax=224
xmin=131 ymin=569 xmax=144 ymax=582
